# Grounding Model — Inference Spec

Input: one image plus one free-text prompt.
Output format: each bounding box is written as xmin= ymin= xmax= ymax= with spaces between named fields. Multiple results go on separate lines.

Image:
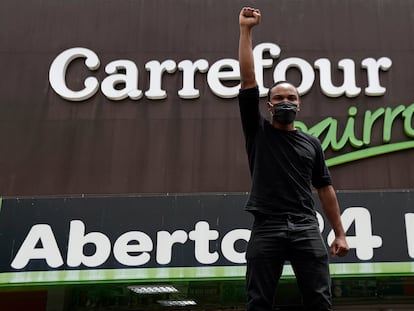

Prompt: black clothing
xmin=246 ymin=214 xmax=332 ymax=311
xmin=238 ymin=86 xmax=333 ymax=311
xmin=238 ymin=86 xmax=332 ymax=218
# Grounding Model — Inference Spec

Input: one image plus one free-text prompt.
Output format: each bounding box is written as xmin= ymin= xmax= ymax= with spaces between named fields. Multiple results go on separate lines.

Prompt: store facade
xmin=1 ymin=0 xmax=414 ymax=309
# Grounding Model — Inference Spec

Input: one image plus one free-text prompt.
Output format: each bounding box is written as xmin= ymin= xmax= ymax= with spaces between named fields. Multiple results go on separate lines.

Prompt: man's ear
xmin=297 ymin=102 xmax=301 ymax=112
xmin=266 ymin=101 xmax=273 ymax=112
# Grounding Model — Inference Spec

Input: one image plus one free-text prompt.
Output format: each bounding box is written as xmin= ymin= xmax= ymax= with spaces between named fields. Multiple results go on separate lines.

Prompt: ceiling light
xmin=127 ymin=285 xmax=178 ymax=294
xmin=157 ymin=300 xmax=197 ymax=307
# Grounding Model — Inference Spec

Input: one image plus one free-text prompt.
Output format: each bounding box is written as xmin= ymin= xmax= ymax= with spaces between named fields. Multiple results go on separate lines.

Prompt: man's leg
xmin=246 ymin=257 xmax=284 ymax=311
xmin=289 ymin=224 xmax=333 ymax=311
xmin=245 ymin=214 xmax=288 ymax=311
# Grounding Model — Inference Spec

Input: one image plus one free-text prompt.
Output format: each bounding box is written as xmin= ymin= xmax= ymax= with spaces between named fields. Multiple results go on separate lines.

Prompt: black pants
xmin=246 ymin=213 xmax=332 ymax=311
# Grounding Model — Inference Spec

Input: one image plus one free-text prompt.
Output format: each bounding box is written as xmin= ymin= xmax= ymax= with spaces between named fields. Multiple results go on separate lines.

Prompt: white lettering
xmin=67 ymin=220 xmax=111 ymax=268
xmin=49 ymin=47 xmax=100 ymax=101
xmin=316 ymin=211 xmax=324 ymax=232
xmin=327 ymin=207 xmax=382 ymax=260
xmin=156 ymin=230 xmax=188 ymax=264
xmin=49 ymin=45 xmax=392 ymax=102
xmin=178 ymin=59 xmax=209 ymax=99
xmin=405 ymin=213 xmax=414 ymax=258
xmin=188 ymin=221 xmax=219 ymax=264
xmin=253 ymin=43 xmax=281 ymax=97
xmin=207 ymin=58 xmax=240 ymax=98
xmin=11 ymin=224 xmax=64 ymax=269
xmin=314 ymin=58 xmax=361 ymax=97
xmin=145 ymin=60 xmax=177 ymax=99
xmin=362 ymin=57 xmax=392 ymax=96
xmin=113 ymin=231 xmax=153 ymax=266
xmin=101 ymin=60 xmax=142 ymax=100
xmin=273 ymin=57 xmax=315 ymax=95
xmin=221 ymin=229 xmax=250 ymax=264
xmin=12 ymin=207 xmax=408 ymax=271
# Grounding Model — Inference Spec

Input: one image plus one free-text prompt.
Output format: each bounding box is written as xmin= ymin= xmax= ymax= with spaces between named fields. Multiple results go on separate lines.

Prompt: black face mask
xmin=272 ymin=101 xmax=298 ymax=124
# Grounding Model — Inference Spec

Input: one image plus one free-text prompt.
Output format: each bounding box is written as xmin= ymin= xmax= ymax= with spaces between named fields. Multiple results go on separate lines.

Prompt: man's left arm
xmin=317 ymin=185 xmax=349 ymax=257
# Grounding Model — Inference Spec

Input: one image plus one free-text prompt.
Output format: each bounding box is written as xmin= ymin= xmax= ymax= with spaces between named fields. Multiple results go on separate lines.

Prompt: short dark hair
xmin=267 ymin=81 xmax=299 ymax=101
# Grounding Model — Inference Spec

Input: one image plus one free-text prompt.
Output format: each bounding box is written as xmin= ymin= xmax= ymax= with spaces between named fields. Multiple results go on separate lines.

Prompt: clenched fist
xmin=239 ymin=7 xmax=261 ymax=29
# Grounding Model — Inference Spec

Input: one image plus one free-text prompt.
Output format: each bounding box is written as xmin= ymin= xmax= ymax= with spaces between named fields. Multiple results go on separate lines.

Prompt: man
xmin=238 ymin=7 xmax=349 ymax=311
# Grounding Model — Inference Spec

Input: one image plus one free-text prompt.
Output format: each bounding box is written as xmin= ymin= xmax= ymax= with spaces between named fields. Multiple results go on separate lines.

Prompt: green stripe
xmin=326 ymin=141 xmax=414 ymax=167
xmin=0 ymin=262 xmax=413 ymax=287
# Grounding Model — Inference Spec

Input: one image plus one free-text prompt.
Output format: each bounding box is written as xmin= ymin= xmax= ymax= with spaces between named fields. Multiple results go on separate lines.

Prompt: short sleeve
xmin=311 ymin=137 xmax=332 ymax=189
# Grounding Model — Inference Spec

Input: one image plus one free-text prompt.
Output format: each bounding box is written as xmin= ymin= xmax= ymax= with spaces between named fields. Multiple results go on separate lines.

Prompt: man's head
xmin=267 ymin=81 xmax=300 ymax=104
xmin=267 ymin=81 xmax=301 ymax=129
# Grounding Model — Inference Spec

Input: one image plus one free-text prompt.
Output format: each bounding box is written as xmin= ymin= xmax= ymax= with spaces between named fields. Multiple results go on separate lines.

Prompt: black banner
xmin=0 ymin=192 xmax=413 ymax=284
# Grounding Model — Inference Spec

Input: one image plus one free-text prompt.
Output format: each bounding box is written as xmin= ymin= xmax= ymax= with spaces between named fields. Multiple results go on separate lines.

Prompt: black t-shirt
xmin=238 ymin=87 xmax=332 ymax=217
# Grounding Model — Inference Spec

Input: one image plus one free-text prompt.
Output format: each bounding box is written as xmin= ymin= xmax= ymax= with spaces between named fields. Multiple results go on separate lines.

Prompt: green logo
xmin=295 ymin=103 xmax=414 ymax=167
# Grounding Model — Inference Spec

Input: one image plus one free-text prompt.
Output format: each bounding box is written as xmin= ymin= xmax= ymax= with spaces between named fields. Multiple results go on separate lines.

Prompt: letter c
xmin=49 ymin=47 xmax=100 ymax=101
xmin=221 ymin=229 xmax=251 ymax=264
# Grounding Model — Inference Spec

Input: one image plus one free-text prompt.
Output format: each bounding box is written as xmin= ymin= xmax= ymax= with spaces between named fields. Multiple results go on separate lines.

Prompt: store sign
xmin=48 ymin=45 xmax=414 ymax=168
xmin=48 ymin=45 xmax=391 ymax=101
xmin=0 ymin=192 xmax=413 ymax=285
xmin=4 ymin=0 xmax=414 ymax=195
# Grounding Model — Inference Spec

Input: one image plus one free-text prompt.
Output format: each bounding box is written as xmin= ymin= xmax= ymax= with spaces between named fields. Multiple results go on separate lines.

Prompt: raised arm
xmin=239 ymin=7 xmax=261 ymax=89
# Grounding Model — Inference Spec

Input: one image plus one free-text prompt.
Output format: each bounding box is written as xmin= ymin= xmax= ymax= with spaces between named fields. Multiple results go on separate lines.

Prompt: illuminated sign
xmin=0 ymin=193 xmax=413 ymax=285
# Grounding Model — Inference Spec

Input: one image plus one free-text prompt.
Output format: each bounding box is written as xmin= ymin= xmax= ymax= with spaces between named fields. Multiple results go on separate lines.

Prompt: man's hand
xmin=330 ymin=235 xmax=349 ymax=257
xmin=239 ymin=7 xmax=261 ymax=29
xmin=317 ymin=185 xmax=350 ymax=257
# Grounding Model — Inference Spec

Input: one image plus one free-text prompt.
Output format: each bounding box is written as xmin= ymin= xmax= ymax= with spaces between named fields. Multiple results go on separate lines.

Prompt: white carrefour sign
xmin=49 ymin=45 xmax=391 ymax=101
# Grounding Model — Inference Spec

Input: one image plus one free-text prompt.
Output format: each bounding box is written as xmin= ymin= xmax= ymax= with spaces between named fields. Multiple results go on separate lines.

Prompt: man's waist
xmin=249 ymin=210 xmax=317 ymax=224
